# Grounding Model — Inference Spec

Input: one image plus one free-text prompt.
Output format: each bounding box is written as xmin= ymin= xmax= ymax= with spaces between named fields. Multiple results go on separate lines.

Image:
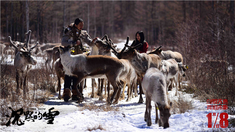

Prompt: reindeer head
xmin=94 ymin=34 xmax=118 ymax=56
xmin=9 ymin=30 xmax=38 ymax=66
xmin=160 ymin=60 xmax=169 ymax=75
xmin=157 ymin=102 xmax=172 ymax=129
xmin=178 ymin=63 xmax=188 ymax=77
xmin=148 ymin=46 xmax=162 ymax=55
xmin=18 ymin=50 xmax=37 ymax=65
xmin=107 ymin=36 xmax=142 ymax=59
xmin=59 ymin=46 xmax=71 ymax=55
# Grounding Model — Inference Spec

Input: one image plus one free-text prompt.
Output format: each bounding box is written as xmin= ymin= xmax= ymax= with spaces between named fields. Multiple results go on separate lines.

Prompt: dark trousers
xmin=64 ymin=75 xmax=77 ymax=90
xmin=64 ymin=75 xmax=83 ymax=94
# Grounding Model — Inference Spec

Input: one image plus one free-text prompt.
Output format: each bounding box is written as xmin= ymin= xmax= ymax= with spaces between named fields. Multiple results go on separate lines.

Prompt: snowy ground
xmin=1 ymin=40 xmax=235 ymax=132
xmin=1 ymin=78 xmax=234 ymax=132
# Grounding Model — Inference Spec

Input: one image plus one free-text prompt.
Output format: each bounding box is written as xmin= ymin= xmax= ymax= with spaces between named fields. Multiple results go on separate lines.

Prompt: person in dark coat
xmin=61 ymin=18 xmax=97 ymax=102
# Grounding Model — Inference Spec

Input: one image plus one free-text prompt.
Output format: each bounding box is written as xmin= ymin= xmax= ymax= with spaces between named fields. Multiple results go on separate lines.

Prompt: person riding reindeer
xmin=61 ymin=18 xmax=97 ymax=102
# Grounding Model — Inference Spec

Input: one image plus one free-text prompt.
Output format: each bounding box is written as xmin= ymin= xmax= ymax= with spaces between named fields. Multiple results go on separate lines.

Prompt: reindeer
xmin=54 ymin=58 xmax=65 ymax=99
xmin=149 ymin=46 xmax=187 ymax=91
xmin=148 ymin=46 xmax=183 ymax=63
xmin=108 ymin=38 xmax=162 ymax=103
xmin=142 ymin=67 xmax=172 ymax=128
xmin=45 ymin=46 xmax=61 ymax=73
xmin=160 ymin=59 xmax=188 ymax=96
xmin=9 ymin=32 xmax=38 ymax=97
xmin=95 ymin=36 xmax=138 ymax=102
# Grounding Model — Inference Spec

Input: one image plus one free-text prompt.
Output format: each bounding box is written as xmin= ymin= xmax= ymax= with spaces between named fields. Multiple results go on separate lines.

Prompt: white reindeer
xmin=160 ymin=59 xmax=188 ymax=96
xmin=142 ymin=67 xmax=172 ymax=128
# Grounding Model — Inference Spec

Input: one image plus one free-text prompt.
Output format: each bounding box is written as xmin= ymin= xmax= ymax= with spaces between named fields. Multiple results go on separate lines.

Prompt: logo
xmin=5 ymin=107 xmax=60 ymax=126
xmin=206 ymin=99 xmax=228 ymax=128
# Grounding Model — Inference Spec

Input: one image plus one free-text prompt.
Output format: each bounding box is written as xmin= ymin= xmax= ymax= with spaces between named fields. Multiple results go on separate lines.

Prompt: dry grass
xmin=87 ymin=125 xmax=106 ymax=131
xmin=80 ymin=103 xmax=119 ymax=112
xmin=171 ymin=93 xmax=193 ymax=114
xmin=0 ymin=64 xmax=56 ymax=126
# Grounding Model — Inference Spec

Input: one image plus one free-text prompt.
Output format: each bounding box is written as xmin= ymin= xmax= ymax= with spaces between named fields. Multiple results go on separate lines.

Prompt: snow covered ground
xmin=1 ymin=78 xmax=234 ymax=132
xmin=1 ymin=39 xmax=235 ymax=132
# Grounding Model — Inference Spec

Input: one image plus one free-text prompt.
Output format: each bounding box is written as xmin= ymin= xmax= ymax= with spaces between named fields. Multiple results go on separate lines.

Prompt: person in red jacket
xmin=130 ymin=31 xmax=149 ymax=53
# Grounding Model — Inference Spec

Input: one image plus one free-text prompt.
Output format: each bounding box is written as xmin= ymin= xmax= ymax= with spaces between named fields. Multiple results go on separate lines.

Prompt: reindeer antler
xmin=24 ymin=30 xmax=32 ymax=50
xmin=101 ymin=34 xmax=108 ymax=41
xmin=9 ymin=36 xmax=19 ymax=50
xmin=29 ymin=41 xmax=39 ymax=52
xmin=120 ymin=36 xmax=129 ymax=54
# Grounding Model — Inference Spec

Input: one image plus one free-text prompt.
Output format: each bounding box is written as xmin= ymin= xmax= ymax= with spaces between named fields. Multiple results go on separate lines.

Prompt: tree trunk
xmin=37 ymin=5 xmax=40 ymax=41
xmin=230 ymin=1 xmax=234 ymax=33
xmin=87 ymin=2 xmax=90 ymax=33
xmin=6 ymin=2 xmax=9 ymax=38
xmin=63 ymin=1 xmax=66 ymax=27
xmin=101 ymin=1 xmax=104 ymax=36
xmin=26 ymin=0 xmax=29 ymax=32
xmin=182 ymin=0 xmax=186 ymax=22
xmin=20 ymin=2 xmax=25 ymax=42
xmin=10 ymin=2 xmax=13 ymax=39
xmin=93 ymin=1 xmax=96 ymax=37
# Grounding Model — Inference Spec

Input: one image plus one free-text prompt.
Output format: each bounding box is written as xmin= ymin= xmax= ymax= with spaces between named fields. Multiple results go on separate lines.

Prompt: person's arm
xmin=61 ymin=29 xmax=77 ymax=47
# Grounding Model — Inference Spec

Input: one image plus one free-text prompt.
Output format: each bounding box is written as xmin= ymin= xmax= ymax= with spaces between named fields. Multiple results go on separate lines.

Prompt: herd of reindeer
xmin=1 ymin=30 xmax=188 ymax=128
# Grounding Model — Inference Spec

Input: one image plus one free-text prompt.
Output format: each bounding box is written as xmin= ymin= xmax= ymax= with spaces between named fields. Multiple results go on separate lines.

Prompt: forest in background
xmin=1 ymin=1 xmax=233 ymax=45
xmin=1 ymin=1 xmax=235 ymax=106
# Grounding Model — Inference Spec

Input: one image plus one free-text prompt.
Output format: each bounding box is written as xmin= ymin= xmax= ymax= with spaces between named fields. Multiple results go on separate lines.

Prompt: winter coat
xmin=61 ymin=23 xmax=94 ymax=54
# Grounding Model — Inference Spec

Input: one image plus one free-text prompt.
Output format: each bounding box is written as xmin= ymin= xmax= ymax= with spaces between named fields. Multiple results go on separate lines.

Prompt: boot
xmin=62 ymin=88 xmax=71 ymax=102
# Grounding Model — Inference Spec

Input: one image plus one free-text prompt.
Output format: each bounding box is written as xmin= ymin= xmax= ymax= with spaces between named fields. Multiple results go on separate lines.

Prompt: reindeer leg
xmin=16 ymin=71 xmax=20 ymax=94
xmin=134 ymin=82 xmax=138 ymax=97
xmin=104 ymin=79 xmax=107 ymax=95
xmin=91 ymin=79 xmax=95 ymax=98
xmin=121 ymin=82 xmax=126 ymax=100
xmin=113 ymin=88 xmax=121 ymax=104
xmin=99 ymin=79 xmax=104 ymax=100
xmin=175 ymin=75 xmax=178 ymax=96
xmin=147 ymin=97 xmax=152 ymax=126
xmin=58 ymin=76 xmax=61 ymax=99
xmin=107 ymin=81 xmax=110 ymax=102
xmin=84 ymin=79 xmax=87 ymax=88
xmin=155 ymin=104 xmax=159 ymax=124
xmin=97 ymin=79 xmax=101 ymax=96
xmin=138 ymin=81 xmax=144 ymax=103
xmin=144 ymin=98 xmax=148 ymax=122
xmin=109 ymin=79 xmax=121 ymax=105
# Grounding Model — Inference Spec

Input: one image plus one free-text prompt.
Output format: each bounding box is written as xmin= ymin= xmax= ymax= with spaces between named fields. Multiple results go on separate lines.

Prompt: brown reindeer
xmin=142 ymin=67 xmax=172 ymax=128
xmin=59 ymin=45 xmax=137 ymax=104
xmin=9 ymin=32 xmax=38 ymax=96
xmin=95 ymin=36 xmax=138 ymax=102
xmin=45 ymin=46 xmax=61 ymax=73
xmin=54 ymin=58 xmax=65 ymax=99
